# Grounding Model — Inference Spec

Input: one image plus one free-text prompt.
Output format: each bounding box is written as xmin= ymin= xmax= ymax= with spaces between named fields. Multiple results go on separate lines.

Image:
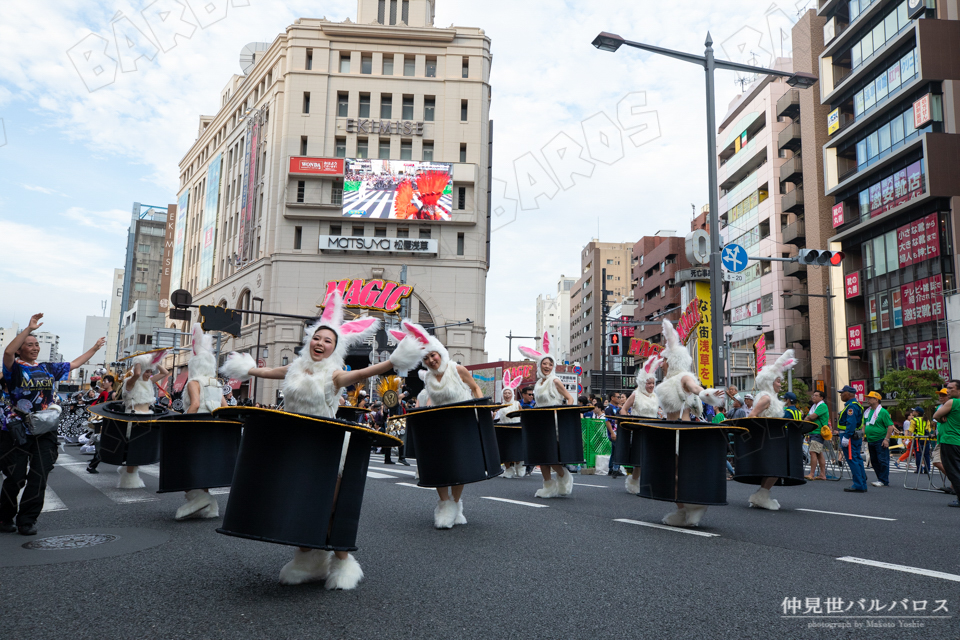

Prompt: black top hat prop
xmin=611 ymin=416 xmax=645 ymax=467
xmin=88 ymin=401 xmax=172 ymax=466
xmin=494 ymin=423 xmax=523 ymax=463
xmin=155 ymin=412 xmax=243 ymax=493
xmin=404 ymin=397 xmax=503 ymax=488
xmin=212 ymin=406 xmax=401 ymax=551
xmin=724 ymin=417 xmax=810 ymax=487
xmin=507 ymin=405 xmax=586 ymax=466
xmin=337 ymin=405 xmax=370 ymax=423
xmin=616 ymin=418 xmax=748 ymax=506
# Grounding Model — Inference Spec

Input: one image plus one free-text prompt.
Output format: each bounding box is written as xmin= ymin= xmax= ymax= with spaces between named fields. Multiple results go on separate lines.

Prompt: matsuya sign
xmin=321 ymin=279 xmax=414 ymax=313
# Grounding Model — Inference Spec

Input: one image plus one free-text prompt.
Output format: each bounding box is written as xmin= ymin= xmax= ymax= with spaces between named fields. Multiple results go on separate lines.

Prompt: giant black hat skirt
xmin=725 ymin=417 xmax=810 ymax=487
xmin=88 ymin=402 xmax=171 ymax=466
xmin=494 ymin=423 xmax=523 ymax=462
xmin=336 ymin=406 xmax=370 ymax=423
xmin=507 ymin=405 xmax=586 ymax=466
xmin=404 ymin=398 xmax=503 ymax=487
xmin=212 ymin=407 xmax=401 ymax=551
xmin=154 ymin=413 xmax=243 ymax=493
xmin=611 ymin=416 xmax=649 ymax=467
xmin=617 ymin=418 xmax=747 ymax=506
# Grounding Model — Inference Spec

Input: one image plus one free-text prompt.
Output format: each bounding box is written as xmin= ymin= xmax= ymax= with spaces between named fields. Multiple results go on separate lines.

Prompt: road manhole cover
xmin=22 ymin=534 xmax=118 ymax=550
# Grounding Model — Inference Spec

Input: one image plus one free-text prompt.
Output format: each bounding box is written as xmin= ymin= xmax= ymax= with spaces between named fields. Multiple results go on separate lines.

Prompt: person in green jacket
xmin=863 ymin=391 xmax=894 ymax=487
xmin=932 ymin=380 xmax=960 ymax=507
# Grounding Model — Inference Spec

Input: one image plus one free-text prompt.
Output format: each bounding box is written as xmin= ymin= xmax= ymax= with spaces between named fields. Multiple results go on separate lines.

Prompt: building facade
xmin=35 ymin=332 xmax=61 ymax=363
xmin=105 ymin=268 xmax=125 ymax=366
xmin=169 ymin=0 xmax=493 ymax=400
xmin=120 ymin=300 xmax=166 ymax=359
xmin=535 ymin=275 xmax=575 ymax=363
xmin=73 ymin=315 xmax=110 ymax=383
xmin=570 ymin=240 xmax=633 ymax=371
xmin=0 ymin=323 xmax=19 ymax=354
xmin=819 ymin=0 xmax=960 ymax=389
xmin=631 ymin=231 xmax=690 ymax=347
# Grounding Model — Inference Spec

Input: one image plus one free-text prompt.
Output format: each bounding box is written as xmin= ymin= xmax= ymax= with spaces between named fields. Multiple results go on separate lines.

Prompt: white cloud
xmin=61 ymin=206 xmax=131 ymax=234
xmin=22 ymin=183 xmax=59 ymax=194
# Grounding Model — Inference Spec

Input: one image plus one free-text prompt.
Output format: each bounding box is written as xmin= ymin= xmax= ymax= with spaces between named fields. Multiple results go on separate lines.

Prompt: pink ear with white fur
xmin=320 ymin=291 xmax=343 ymax=325
xmin=151 ymin=350 xmax=167 ymax=365
xmin=341 ymin=317 xmax=377 ymax=335
xmin=511 ymin=373 xmax=523 ymax=389
xmin=518 ymin=346 xmax=542 ymax=360
xmin=401 ymin=320 xmax=432 ymax=345
xmin=502 ymin=370 xmax=510 ymax=389
xmin=389 ymin=330 xmax=407 ymax=342
xmin=192 ymin=324 xmax=203 ymax=355
xmin=542 ymin=332 xmax=551 ymax=356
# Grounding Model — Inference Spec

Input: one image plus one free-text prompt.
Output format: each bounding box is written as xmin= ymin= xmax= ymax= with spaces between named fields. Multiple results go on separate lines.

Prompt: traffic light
xmin=610 ymin=333 xmax=621 ymax=356
xmin=199 ymin=305 xmax=242 ymax=337
xmin=798 ymin=248 xmax=844 ymax=267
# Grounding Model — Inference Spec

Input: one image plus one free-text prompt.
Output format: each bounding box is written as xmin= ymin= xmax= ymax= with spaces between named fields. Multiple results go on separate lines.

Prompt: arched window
xmin=238 ymin=290 xmax=252 ymax=325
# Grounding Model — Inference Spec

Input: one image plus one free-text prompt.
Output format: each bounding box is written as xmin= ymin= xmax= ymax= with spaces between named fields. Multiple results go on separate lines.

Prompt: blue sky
xmin=0 ymin=0 xmax=816 ymax=361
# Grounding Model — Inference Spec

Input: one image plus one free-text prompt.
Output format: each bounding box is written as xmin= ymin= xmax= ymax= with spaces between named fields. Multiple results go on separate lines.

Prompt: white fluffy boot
xmin=454 ymin=499 xmax=467 ymax=525
xmin=625 ymin=474 xmax=640 ymax=495
xmin=514 ymin=462 xmax=525 ymax=477
xmin=535 ymin=477 xmax=559 ymax=499
xmin=556 ymin=469 xmax=574 ymax=496
xmin=325 ymin=553 xmax=364 ymax=590
xmin=434 ymin=499 xmax=457 ymax=529
xmin=683 ymin=504 xmax=709 ymax=526
xmin=117 ymin=466 xmax=145 ymax=489
xmin=176 ymin=489 xmax=215 ymax=521
xmin=502 ymin=466 xmax=516 ymax=479
xmin=662 ymin=506 xmax=687 ymax=526
xmin=279 ymin=549 xmax=332 ymax=585
xmin=748 ymin=487 xmax=781 ymax=510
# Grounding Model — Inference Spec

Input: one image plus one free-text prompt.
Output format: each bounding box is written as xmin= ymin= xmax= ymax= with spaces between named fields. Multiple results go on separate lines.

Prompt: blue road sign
xmin=721 ymin=243 xmax=748 ymax=273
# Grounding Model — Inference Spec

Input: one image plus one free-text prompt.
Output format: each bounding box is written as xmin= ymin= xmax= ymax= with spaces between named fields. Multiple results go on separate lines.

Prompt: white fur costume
xmin=747 ymin=350 xmax=798 ymax=512
xmin=630 ymin=355 xmax=663 ymax=419
xmin=118 ymin=349 xmax=167 ymax=490
xmin=497 ymin=371 xmax=524 ymax=478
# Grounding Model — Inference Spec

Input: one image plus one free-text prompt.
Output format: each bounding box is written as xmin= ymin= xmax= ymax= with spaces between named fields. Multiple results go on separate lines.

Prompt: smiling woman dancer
xmin=619 ymin=355 xmax=664 ymax=494
xmin=220 ymin=291 xmax=425 ymax=590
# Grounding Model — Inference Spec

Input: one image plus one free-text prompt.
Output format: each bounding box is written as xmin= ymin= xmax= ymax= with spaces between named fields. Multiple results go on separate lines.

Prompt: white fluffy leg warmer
xmin=502 ymin=466 xmax=516 ymax=479
xmin=683 ymin=504 xmax=709 ymax=526
xmin=434 ymin=499 xmax=457 ymax=529
xmin=175 ymin=489 xmax=215 ymax=521
xmin=325 ymin=554 xmax=364 ymax=590
xmin=454 ymin=499 xmax=467 ymax=525
xmin=625 ymin=474 xmax=640 ymax=495
xmin=748 ymin=487 xmax=781 ymax=510
xmin=556 ymin=469 xmax=573 ymax=496
xmin=535 ymin=477 xmax=559 ymax=499
xmin=117 ymin=466 xmax=145 ymax=489
xmin=662 ymin=507 xmax=687 ymax=526
xmin=279 ymin=549 xmax=332 ymax=585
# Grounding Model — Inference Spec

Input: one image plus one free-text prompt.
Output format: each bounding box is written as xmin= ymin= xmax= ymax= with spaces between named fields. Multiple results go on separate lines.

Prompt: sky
xmin=0 ymin=0 xmax=817 ymax=363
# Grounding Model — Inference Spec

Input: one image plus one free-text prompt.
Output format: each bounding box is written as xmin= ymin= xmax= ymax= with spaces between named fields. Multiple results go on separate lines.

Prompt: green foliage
xmin=790 ymin=378 xmax=812 ymax=413
xmin=878 ymin=369 xmax=944 ymax=417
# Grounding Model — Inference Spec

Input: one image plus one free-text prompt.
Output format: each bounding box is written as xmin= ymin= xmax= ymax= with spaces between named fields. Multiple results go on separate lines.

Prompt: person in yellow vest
xmin=862 ymin=391 xmax=894 ymax=487
xmin=932 ymin=380 xmax=960 ymax=507
xmin=932 ymin=388 xmax=954 ymax=495
xmin=910 ymin=407 xmax=932 ymax=474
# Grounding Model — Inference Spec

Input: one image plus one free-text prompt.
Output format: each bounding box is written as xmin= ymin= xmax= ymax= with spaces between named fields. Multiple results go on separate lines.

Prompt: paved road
xmin=2 ymin=448 xmax=958 ymax=639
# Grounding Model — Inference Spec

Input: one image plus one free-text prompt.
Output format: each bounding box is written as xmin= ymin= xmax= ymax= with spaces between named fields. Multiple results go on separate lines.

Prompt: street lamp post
xmin=592 ymin=31 xmax=816 ymax=387
xmin=783 ymin=283 xmax=838 ymax=412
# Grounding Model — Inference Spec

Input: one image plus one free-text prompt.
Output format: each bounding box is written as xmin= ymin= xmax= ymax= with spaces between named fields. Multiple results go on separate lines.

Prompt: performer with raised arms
xmin=118 ymin=350 xmax=168 ymax=489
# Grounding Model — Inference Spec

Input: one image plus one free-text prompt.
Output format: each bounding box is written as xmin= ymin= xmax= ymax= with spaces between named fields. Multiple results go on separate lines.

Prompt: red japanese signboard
xmin=619 ymin=315 xmax=635 ymax=338
xmin=913 ymin=94 xmax=932 ymax=129
xmin=851 ymin=380 xmax=866 ymax=403
xmin=893 ymin=169 xmax=909 ymax=207
xmin=628 ymin=337 xmax=664 ymax=358
xmin=832 ymin=202 xmax=845 ymax=228
xmin=289 ymin=157 xmax=345 ymax=175
xmin=935 ymin=338 xmax=950 ymax=380
xmin=906 ymin=160 xmax=924 ymax=199
xmin=930 ymin=274 xmax=944 ymax=320
xmin=755 ymin=334 xmax=767 ymax=369
xmin=916 ymin=278 xmax=932 ymax=323
xmin=923 ymin=213 xmax=940 ymax=260
xmin=897 ymin=223 xmax=913 ymax=267
xmin=905 ymin=343 xmax=920 ymax=370
xmin=847 ymin=325 xmax=864 ymax=351
xmin=901 ymin=282 xmax=917 ymax=326
xmin=844 ymin=271 xmax=861 ymax=299
xmin=869 ymin=183 xmax=883 ymax=216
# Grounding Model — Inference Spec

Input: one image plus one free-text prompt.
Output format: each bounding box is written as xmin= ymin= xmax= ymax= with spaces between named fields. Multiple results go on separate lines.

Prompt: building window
xmin=134 ymin=282 xmax=147 ymax=292
xmin=380 ymin=94 xmax=392 ymax=119
xmin=335 ymin=137 xmax=346 ymax=158
xmin=339 ymin=54 xmax=350 ymax=73
xmin=138 ymin=243 xmax=150 ymax=253
xmin=379 ymin=139 xmax=391 ymax=159
xmin=300 ymin=136 xmax=308 ymax=155
xmin=462 ymin=57 xmax=469 ymax=78
xmin=375 ymin=227 xmax=387 ymax=237
xmin=330 ymin=224 xmax=341 ymax=236
xmin=419 ymin=227 xmax=431 ymax=239
xmin=403 ymin=56 xmax=415 ymax=76
xmin=382 ymin=55 xmax=393 ymax=75
xmin=333 ymin=182 xmax=343 ymax=205
xmin=337 ymin=92 xmax=348 ymax=117
xmin=389 ymin=0 xmax=397 ymax=24
xmin=359 ymin=94 xmax=370 ymax=118
xmin=402 ymin=95 xmax=414 ymax=120
xmin=459 ymin=143 xmax=467 ymax=163
xmin=460 ymin=99 xmax=468 ymax=121
xmin=401 ymin=0 xmax=409 ymax=22
xmin=357 ymin=138 xmax=368 ymax=159
xmin=361 ymin=54 xmax=372 ymax=74
xmin=422 ymin=141 xmax=434 ymax=162
xmin=457 ymin=187 xmax=466 ymax=210
xmin=400 ymin=140 xmax=412 ymax=160
xmin=457 ymin=232 xmax=465 ymax=255
xmin=397 ymin=227 xmax=409 ymax=238
xmin=305 ymin=48 xmax=313 ymax=70
xmin=424 ymin=96 xmax=435 ymax=121
xmin=378 ymin=0 xmax=385 ymax=23
xmin=296 ymin=181 xmax=305 ymax=203
xmin=425 ymin=57 xmax=437 ymax=78
xmin=352 ymin=226 xmax=364 ymax=237
xmin=294 ymin=226 xmax=302 ymax=250
xmin=302 ymin=92 xmax=310 ymax=114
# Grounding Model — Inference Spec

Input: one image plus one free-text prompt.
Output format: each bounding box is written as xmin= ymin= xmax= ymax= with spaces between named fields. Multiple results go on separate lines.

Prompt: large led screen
xmin=343 ymin=159 xmax=453 ymax=220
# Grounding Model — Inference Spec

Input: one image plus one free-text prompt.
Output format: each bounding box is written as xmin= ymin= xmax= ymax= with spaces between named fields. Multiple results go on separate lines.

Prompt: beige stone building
xmin=171 ymin=0 xmax=492 ymax=401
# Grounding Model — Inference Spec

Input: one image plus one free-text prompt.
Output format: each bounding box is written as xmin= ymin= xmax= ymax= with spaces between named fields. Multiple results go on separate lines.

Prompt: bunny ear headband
xmin=389 ymin=319 xmax=449 ymax=373
xmin=636 ymin=355 xmax=663 ymax=386
xmin=502 ymin=370 xmax=523 ymax=390
xmin=518 ymin=331 xmax=555 ymax=379
xmin=191 ymin=323 xmax=213 ymax=357
xmin=755 ymin=348 xmax=798 ymax=389
xmin=129 ymin=348 xmax=169 ymax=371
xmin=660 ymin=318 xmax=692 ymax=377
xmin=307 ymin=290 xmax=381 ymax=360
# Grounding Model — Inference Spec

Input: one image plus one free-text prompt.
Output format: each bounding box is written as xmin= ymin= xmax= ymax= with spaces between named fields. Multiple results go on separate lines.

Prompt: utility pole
xmin=601 ymin=267 xmax=608 ymax=401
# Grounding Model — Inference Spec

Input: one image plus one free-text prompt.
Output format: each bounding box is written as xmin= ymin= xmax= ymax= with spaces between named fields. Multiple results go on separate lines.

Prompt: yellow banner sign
xmin=695 ymin=281 xmax=713 ymax=387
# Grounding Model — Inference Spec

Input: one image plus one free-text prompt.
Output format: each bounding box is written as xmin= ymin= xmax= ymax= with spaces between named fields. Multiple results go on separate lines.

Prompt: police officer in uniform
xmin=783 ymin=392 xmax=803 ymax=421
xmin=911 ymin=407 xmax=932 ymax=474
xmin=838 ymin=385 xmax=867 ymax=493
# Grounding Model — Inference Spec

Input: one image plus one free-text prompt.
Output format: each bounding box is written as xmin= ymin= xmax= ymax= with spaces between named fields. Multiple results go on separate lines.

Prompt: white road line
xmin=209 ymin=488 xmax=230 ymax=495
xmin=59 ymin=463 xmax=159 ymax=504
xmin=18 ymin=487 xmax=67 ymax=513
xmin=481 ymin=497 xmax=548 ymax=508
xmin=138 ymin=464 xmax=160 ymax=478
xmin=369 ymin=467 xmax=417 ymax=476
xmin=573 ymin=482 xmax=607 ymax=488
xmin=614 ymin=518 xmax=720 ymax=538
xmin=796 ymin=508 xmax=896 ymax=521
xmin=396 ymin=482 xmax=436 ymax=491
xmin=367 ymin=471 xmax=399 ymax=479
xmin=837 ymin=557 xmax=960 ymax=582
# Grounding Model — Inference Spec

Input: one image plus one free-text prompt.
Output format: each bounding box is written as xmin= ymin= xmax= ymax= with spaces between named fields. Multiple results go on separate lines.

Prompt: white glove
xmin=219 ymin=352 xmax=256 ymax=381
xmin=389 ymin=337 xmax=427 ymax=376
xmin=698 ymin=388 xmax=725 ymax=407
xmin=841 ymin=437 xmax=850 ymax=447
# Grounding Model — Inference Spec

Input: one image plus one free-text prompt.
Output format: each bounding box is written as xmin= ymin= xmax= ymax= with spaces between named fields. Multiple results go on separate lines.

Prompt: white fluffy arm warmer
xmin=698 ymin=388 xmax=726 ymax=407
xmin=389 ymin=338 xmax=426 ymax=377
xmin=219 ymin=352 xmax=256 ymax=382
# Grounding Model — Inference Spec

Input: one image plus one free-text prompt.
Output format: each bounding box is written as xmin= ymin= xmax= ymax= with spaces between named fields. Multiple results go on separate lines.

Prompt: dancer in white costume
xmin=745 ymin=350 xmax=798 ymax=511
xmin=495 ymin=370 xmax=523 ymax=478
xmin=518 ymin=332 xmax=575 ymax=499
xmin=175 ymin=324 xmax=227 ymax=520
xmin=119 ymin=350 xmax=168 ymax=489
xmin=220 ymin=291 xmax=425 ymax=590
xmin=390 ymin=321 xmax=483 ymax=529
xmin=620 ymin=355 xmax=664 ymax=494
xmin=653 ymin=319 xmax=725 ymax=527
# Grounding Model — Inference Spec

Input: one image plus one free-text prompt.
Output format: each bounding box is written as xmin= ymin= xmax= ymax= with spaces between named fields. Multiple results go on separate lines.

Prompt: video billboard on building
xmin=343 ymin=159 xmax=453 ymax=220
xmin=199 ymin=153 xmax=222 ymax=291
xmin=171 ymin=189 xmax=189 ymax=292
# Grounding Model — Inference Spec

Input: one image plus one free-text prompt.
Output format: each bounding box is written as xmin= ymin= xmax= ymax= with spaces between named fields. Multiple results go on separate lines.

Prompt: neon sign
xmin=321 ymin=279 xmax=414 ymax=313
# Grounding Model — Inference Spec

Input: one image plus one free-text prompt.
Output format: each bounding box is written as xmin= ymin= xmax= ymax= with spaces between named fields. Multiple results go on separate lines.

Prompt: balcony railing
xmin=783 ymin=261 xmax=807 ymax=280
xmin=776 ymin=89 xmax=800 ymax=120
xmin=782 ymin=188 xmax=804 ymax=213
xmin=785 ymin=323 xmax=811 ymax=345
xmin=783 ymin=288 xmax=809 ymax=311
xmin=778 ymin=122 xmax=802 ymax=151
xmin=782 ymin=218 xmax=805 ymax=245
xmin=778 ymin=155 xmax=802 ymax=185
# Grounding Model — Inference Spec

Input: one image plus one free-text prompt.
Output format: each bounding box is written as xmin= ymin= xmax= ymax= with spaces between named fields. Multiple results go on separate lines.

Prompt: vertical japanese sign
xmin=897 ymin=222 xmax=912 ymax=267
xmin=913 ymin=94 xmax=932 ymax=128
xmin=851 ymin=380 xmax=866 ymax=403
xmin=905 ymin=343 xmax=920 ymax=370
xmin=847 ymin=325 xmax=863 ymax=351
xmin=935 ymin=338 xmax=950 ymax=380
xmin=754 ymin=334 xmax=767 ymax=369
xmin=199 ymin=153 xmax=222 ymax=291
xmin=832 ymin=202 xmax=845 ymax=228
xmin=619 ymin=315 xmax=635 ymax=338
xmin=902 ymin=282 xmax=917 ymax=326
xmin=930 ymin=274 xmax=944 ymax=320
xmin=159 ymin=204 xmax=176 ymax=310
xmin=923 ymin=213 xmax=940 ymax=260
xmin=844 ymin=271 xmax=861 ymax=299
xmin=239 ymin=118 xmax=259 ymax=265
xmin=694 ymin=281 xmax=713 ymax=388
xmin=171 ymin=189 xmax=189 ymax=293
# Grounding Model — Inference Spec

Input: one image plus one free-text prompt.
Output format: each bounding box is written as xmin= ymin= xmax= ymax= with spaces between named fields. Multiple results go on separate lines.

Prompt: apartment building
xmin=570 ymin=240 xmax=633 ymax=370
xmin=536 ymin=275 xmax=576 ymax=364
xmin=631 ymin=231 xmax=690 ymax=346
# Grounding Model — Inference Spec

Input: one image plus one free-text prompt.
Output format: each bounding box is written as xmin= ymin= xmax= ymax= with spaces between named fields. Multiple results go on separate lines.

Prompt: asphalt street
xmin=2 ymin=449 xmax=958 ymax=640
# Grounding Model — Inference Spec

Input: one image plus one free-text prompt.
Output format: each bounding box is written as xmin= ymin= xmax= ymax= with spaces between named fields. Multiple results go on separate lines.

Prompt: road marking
xmin=138 ymin=464 xmax=160 ymax=478
xmin=837 ymin=557 xmax=960 ymax=582
xmin=59 ymin=463 xmax=159 ymax=504
xmin=573 ymin=482 xmax=607 ymax=488
xmin=396 ymin=482 xmax=435 ymax=491
xmin=481 ymin=497 xmax=548 ymax=508
xmin=796 ymin=508 xmax=896 ymax=521
xmin=369 ymin=466 xmax=417 ymax=476
xmin=367 ymin=471 xmax=398 ymax=479
xmin=614 ymin=518 xmax=720 ymax=537
xmin=209 ymin=488 xmax=230 ymax=495
xmin=18 ymin=486 xmax=67 ymax=513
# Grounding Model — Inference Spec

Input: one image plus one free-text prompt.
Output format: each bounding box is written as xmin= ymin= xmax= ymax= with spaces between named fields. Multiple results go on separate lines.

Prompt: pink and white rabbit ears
xmin=190 ymin=323 xmax=213 ymax=357
xmin=755 ymin=348 xmax=798 ymax=389
xmin=389 ymin=319 xmax=449 ymax=373
xmin=308 ymin=290 xmax=381 ymax=357
xmin=518 ymin=331 xmax=555 ymax=377
xmin=130 ymin=349 xmax=169 ymax=371
xmin=660 ymin=318 xmax=692 ymax=375
xmin=501 ymin=370 xmax=522 ymax=400
xmin=636 ymin=355 xmax=663 ymax=386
